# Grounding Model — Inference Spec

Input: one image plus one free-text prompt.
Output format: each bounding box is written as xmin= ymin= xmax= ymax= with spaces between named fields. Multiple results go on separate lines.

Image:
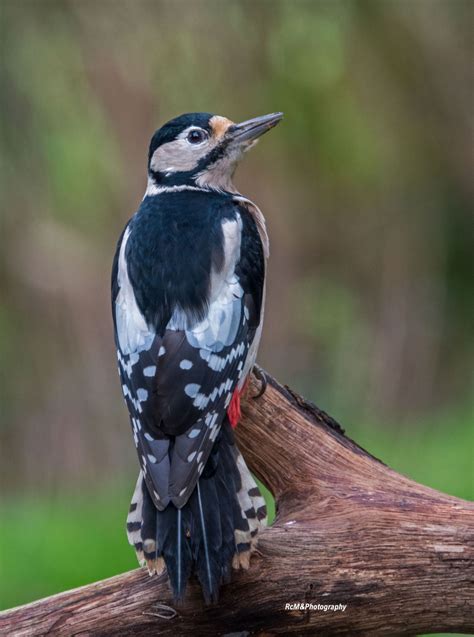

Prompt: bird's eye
xmin=187 ymin=129 xmax=208 ymax=145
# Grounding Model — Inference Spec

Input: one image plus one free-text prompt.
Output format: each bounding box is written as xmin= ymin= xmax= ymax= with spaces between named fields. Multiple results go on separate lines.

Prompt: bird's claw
xmin=252 ymin=365 xmax=267 ymax=399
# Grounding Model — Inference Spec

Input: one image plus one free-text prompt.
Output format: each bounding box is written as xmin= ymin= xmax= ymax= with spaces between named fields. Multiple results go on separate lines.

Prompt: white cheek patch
xmin=150 ymin=138 xmax=202 ymax=173
xmin=150 ymin=126 xmax=219 ymax=174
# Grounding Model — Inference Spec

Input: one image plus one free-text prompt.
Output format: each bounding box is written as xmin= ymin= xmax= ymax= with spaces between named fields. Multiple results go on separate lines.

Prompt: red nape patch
xmin=227 ymin=388 xmax=242 ymax=429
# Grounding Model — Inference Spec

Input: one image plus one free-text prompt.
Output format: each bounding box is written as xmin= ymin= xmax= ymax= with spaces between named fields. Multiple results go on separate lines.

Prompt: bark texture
xmin=1 ymin=372 xmax=473 ymax=636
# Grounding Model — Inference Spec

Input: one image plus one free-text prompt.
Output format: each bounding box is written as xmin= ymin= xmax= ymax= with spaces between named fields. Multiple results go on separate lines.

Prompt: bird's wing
xmin=112 ymin=200 xmax=265 ymax=510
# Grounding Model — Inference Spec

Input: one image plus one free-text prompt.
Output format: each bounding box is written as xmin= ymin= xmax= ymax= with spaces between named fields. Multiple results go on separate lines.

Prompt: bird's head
xmin=146 ymin=112 xmax=283 ymax=193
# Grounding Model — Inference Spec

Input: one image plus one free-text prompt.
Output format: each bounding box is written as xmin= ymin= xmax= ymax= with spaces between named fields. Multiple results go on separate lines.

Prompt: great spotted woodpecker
xmin=111 ymin=111 xmax=282 ymax=602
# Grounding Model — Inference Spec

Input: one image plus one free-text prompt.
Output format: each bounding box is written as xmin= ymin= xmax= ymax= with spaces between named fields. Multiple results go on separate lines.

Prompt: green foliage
xmin=0 ymin=486 xmax=136 ymax=610
xmin=349 ymin=407 xmax=474 ymax=502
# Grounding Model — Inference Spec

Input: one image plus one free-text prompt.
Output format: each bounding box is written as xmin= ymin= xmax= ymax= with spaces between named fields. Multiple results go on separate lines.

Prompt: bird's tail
xmin=126 ymin=421 xmax=267 ymax=603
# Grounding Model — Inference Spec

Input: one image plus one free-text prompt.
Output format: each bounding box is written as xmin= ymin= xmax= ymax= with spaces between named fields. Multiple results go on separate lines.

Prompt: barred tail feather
xmin=126 ymin=420 xmax=267 ymax=603
xmin=126 ymin=471 xmax=146 ymax=567
xmin=234 ymin=451 xmax=267 ymax=562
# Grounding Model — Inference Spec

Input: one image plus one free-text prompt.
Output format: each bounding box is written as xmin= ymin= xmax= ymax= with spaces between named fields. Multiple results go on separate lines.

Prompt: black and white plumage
xmin=112 ymin=111 xmax=282 ymax=602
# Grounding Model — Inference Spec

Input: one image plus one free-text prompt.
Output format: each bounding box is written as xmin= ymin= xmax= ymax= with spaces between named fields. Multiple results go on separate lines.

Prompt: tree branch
xmin=1 ymin=372 xmax=473 ymax=636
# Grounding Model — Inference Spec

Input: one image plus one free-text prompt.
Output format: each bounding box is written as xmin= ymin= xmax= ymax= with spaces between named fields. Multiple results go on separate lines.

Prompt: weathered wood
xmin=1 ymin=372 xmax=473 ymax=636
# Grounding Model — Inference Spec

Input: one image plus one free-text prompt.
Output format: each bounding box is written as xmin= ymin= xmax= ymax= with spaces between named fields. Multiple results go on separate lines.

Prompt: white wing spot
xmin=143 ymin=366 xmax=156 ymax=377
xmin=158 ymin=346 xmax=166 ymax=356
xmin=137 ymin=388 xmax=148 ymax=402
xmin=187 ymin=451 xmax=197 ymax=462
xmin=179 ymin=359 xmax=193 ymax=370
xmin=147 ymin=454 xmax=157 ymax=463
xmin=188 ymin=428 xmax=200 ymax=439
xmin=185 ymin=383 xmax=200 ymax=398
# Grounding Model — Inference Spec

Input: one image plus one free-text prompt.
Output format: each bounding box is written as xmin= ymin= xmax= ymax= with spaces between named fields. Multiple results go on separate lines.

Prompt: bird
xmin=111 ymin=111 xmax=283 ymax=603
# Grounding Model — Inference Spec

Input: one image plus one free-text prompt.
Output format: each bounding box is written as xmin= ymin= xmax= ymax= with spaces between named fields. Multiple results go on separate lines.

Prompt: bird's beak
xmin=228 ymin=112 xmax=283 ymax=144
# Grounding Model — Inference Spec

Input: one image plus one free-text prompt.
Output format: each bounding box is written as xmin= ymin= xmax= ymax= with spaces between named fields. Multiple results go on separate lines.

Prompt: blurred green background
xmin=0 ymin=0 xmax=472 ymax=615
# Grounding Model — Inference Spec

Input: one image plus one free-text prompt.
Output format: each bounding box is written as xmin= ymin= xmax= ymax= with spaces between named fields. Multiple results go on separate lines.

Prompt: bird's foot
xmin=252 ymin=364 xmax=267 ymax=399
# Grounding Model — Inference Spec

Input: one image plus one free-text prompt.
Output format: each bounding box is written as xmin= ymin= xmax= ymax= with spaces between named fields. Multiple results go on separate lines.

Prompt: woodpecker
xmin=111 ymin=111 xmax=282 ymax=603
